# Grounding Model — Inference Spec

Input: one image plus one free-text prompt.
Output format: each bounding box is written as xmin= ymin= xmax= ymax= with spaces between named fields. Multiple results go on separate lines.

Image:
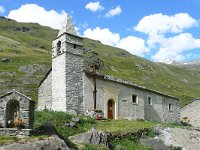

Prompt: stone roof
xmin=0 ymin=89 xmax=34 ymax=102
xmin=84 ymin=70 xmax=179 ymax=100
xmin=57 ymin=14 xmax=77 ymax=37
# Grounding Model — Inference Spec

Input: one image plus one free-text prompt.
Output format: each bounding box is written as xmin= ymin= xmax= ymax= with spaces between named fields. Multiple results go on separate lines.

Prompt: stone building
xmin=0 ymin=90 xmax=35 ymax=129
xmin=181 ymin=99 xmax=200 ymax=127
xmin=38 ymin=14 xmax=180 ymax=122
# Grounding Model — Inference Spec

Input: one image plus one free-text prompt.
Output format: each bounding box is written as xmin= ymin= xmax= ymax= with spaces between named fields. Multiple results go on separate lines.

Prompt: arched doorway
xmin=6 ymin=99 xmax=20 ymax=128
xmin=107 ymin=99 xmax=115 ymax=119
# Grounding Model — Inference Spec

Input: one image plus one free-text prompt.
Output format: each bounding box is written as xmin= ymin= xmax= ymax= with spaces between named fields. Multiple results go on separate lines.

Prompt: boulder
xmin=0 ymin=135 xmax=70 ymax=150
xmin=69 ymin=128 xmax=108 ymax=146
xmin=0 ymin=58 xmax=10 ymax=62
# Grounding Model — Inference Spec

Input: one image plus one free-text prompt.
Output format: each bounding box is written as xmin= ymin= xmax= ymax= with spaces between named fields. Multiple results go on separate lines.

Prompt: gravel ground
xmin=156 ymin=127 xmax=200 ymax=150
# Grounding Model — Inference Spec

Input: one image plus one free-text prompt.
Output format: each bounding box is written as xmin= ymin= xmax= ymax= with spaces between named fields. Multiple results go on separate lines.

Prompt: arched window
xmin=6 ymin=99 xmax=20 ymax=128
xmin=56 ymin=41 xmax=61 ymax=55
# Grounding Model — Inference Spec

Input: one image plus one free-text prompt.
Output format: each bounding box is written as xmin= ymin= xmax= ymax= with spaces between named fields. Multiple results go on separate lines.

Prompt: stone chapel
xmin=38 ymin=14 xmax=180 ymax=123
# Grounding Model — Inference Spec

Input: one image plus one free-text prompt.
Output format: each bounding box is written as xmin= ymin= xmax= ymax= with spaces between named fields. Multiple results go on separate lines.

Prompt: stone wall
xmin=52 ymin=53 xmax=67 ymax=112
xmin=0 ymin=128 xmax=31 ymax=138
xmin=65 ymin=54 xmax=84 ymax=115
xmin=38 ymin=71 xmax=52 ymax=110
xmin=181 ymin=99 xmax=200 ymax=126
xmin=51 ymin=32 xmax=84 ymax=114
xmin=0 ymin=90 xmax=35 ymax=128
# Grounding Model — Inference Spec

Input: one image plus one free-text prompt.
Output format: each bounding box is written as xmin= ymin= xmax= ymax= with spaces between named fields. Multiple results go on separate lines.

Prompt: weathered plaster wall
xmin=181 ymin=100 xmax=200 ymax=127
xmin=83 ymin=74 xmax=145 ymax=120
xmin=161 ymin=97 xmax=180 ymax=122
xmin=83 ymin=74 xmax=179 ymax=122
xmin=144 ymin=93 xmax=179 ymax=122
xmin=38 ymin=71 xmax=52 ymax=110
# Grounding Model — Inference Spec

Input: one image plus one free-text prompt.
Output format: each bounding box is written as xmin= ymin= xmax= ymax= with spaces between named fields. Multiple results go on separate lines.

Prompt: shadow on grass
xmin=32 ymin=122 xmax=78 ymax=150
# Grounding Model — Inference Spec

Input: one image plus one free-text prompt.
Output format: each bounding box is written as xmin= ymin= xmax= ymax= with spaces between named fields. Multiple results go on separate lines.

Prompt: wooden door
xmin=108 ymin=100 xmax=114 ymax=119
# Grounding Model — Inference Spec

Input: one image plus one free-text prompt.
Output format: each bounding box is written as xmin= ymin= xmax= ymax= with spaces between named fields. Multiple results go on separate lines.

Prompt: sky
xmin=0 ymin=0 xmax=200 ymax=63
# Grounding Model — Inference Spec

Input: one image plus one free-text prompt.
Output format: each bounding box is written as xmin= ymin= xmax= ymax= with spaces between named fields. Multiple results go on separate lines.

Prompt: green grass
xmin=96 ymin=119 xmax=157 ymax=134
xmin=110 ymin=137 xmax=153 ymax=150
xmin=34 ymin=110 xmax=96 ymax=139
xmin=0 ymin=136 xmax=19 ymax=145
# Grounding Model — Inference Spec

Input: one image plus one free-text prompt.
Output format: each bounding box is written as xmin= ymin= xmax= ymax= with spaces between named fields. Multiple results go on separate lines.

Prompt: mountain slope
xmin=0 ymin=17 xmax=200 ymax=106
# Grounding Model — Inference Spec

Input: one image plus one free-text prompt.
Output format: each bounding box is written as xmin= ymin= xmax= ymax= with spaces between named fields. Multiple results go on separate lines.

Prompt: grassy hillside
xmin=0 ymin=17 xmax=200 ymax=106
xmin=0 ymin=17 xmax=57 ymax=100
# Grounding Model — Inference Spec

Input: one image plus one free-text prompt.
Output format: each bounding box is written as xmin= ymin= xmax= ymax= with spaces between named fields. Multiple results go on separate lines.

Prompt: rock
xmin=0 ymin=135 xmax=70 ymax=150
xmin=69 ymin=128 xmax=108 ymax=147
xmin=71 ymin=117 xmax=80 ymax=123
xmin=64 ymin=122 xmax=76 ymax=128
xmin=0 ymin=58 xmax=10 ymax=62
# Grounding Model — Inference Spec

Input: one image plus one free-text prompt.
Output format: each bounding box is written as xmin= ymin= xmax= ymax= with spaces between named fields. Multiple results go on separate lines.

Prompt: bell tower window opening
xmin=56 ymin=41 xmax=62 ymax=55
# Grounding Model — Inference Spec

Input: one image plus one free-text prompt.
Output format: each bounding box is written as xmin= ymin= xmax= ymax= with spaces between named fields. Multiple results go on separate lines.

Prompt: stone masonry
xmin=51 ymin=15 xmax=84 ymax=114
xmin=0 ymin=90 xmax=35 ymax=129
xmin=181 ymin=99 xmax=200 ymax=126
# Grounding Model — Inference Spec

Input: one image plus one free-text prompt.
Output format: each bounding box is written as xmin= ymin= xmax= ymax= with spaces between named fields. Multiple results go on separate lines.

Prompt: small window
xmin=74 ymin=44 xmax=77 ymax=49
xmin=56 ymin=41 xmax=61 ymax=55
xmin=169 ymin=103 xmax=173 ymax=111
xmin=132 ymin=95 xmax=138 ymax=104
xmin=148 ymin=97 xmax=152 ymax=105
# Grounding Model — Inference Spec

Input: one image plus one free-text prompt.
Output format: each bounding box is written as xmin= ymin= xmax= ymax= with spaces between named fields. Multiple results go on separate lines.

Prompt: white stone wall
xmin=181 ymin=100 xmax=200 ymax=127
xmin=52 ymin=53 xmax=67 ymax=111
xmin=38 ymin=71 xmax=52 ymax=110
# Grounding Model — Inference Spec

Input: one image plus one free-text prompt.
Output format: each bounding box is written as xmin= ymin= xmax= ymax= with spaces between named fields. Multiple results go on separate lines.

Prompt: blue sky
xmin=0 ymin=0 xmax=200 ymax=63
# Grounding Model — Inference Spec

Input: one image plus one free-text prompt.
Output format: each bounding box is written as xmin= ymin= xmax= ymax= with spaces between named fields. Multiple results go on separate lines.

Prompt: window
xmin=148 ymin=97 xmax=152 ymax=105
xmin=132 ymin=95 xmax=138 ymax=104
xmin=169 ymin=103 xmax=173 ymax=111
xmin=74 ymin=44 xmax=77 ymax=49
xmin=56 ymin=41 xmax=61 ymax=55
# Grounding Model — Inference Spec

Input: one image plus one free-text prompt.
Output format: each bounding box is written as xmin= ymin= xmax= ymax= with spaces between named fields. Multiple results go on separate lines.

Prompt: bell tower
xmin=51 ymin=14 xmax=84 ymax=114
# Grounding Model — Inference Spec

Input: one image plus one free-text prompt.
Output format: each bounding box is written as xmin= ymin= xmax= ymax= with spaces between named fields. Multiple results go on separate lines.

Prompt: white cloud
xmin=84 ymin=27 xmax=149 ymax=56
xmin=7 ymin=4 xmax=67 ymax=29
xmin=85 ymin=1 xmax=104 ymax=12
xmin=116 ymin=36 xmax=149 ymax=56
xmin=105 ymin=5 xmax=122 ymax=18
xmin=152 ymin=33 xmax=200 ymax=62
xmin=0 ymin=5 xmax=5 ymax=14
xmin=135 ymin=13 xmax=197 ymax=35
xmin=134 ymin=13 xmax=200 ymax=63
xmin=84 ymin=27 xmax=120 ymax=46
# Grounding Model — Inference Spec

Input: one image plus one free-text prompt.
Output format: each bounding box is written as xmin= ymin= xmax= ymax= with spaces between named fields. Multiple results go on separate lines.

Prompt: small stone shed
xmin=181 ymin=99 xmax=200 ymax=127
xmin=0 ymin=90 xmax=35 ymax=129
